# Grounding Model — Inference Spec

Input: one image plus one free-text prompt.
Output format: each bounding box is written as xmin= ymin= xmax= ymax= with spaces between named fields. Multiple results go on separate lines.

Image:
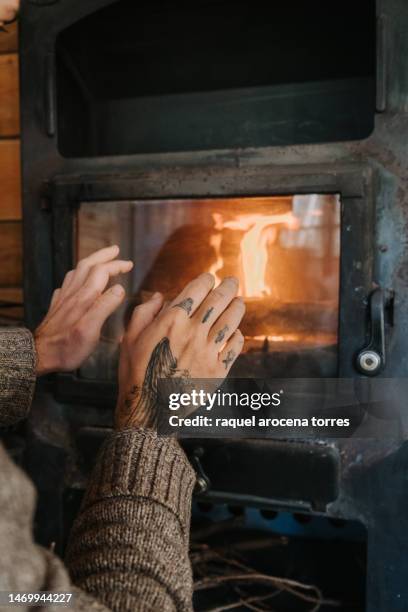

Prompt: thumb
xmin=81 ymin=284 xmax=126 ymax=337
xmin=129 ymin=292 xmax=163 ymax=339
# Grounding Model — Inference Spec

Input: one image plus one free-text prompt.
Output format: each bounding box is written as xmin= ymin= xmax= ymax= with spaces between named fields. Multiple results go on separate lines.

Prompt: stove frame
xmin=49 ymin=164 xmax=373 ymax=404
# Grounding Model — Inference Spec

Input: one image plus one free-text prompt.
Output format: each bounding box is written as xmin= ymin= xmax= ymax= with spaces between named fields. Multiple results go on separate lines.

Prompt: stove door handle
xmin=356 ymin=288 xmax=385 ymax=376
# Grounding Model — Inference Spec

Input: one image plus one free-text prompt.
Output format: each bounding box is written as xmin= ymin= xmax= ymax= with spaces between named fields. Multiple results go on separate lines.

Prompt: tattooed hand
xmin=115 ymin=274 xmax=246 ymax=430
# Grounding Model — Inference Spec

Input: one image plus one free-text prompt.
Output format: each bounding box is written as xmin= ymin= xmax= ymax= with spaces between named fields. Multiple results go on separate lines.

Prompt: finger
xmin=193 ymin=277 xmax=239 ymax=327
xmin=79 ymin=284 xmax=126 ymax=338
xmin=79 ymin=245 xmax=120 ymax=267
xmin=58 ymin=269 xmax=75 ymax=300
xmin=65 ymin=245 xmax=121 ymax=297
xmin=208 ymin=297 xmax=246 ymax=347
xmin=218 ymin=330 xmax=245 ymax=372
xmin=82 ymin=260 xmax=133 ymax=294
xmin=49 ymin=288 xmax=61 ymax=310
xmin=168 ymin=273 xmax=215 ymax=317
xmin=50 ymin=260 xmax=133 ymax=328
xmin=159 ymin=299 xmax=170 ymax=315
xmin=129 ymin=292 xmax=164 ymax=339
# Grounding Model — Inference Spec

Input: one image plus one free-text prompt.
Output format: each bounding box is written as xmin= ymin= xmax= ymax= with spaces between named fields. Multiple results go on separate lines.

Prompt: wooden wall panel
xmin=0 ymin=23 xmax=18 ymax=53
xmin=0 ymin=221 xmax=22 ymax=287
xmin=0 ymin=24 xmax=22 ymax=322
xmin=0 ymin=53 xmax=19 ymax=136
xmin=0 ymin=287 xmax=22 ymax=303
xmin=0 ymin=140 xmax=21 ymax=220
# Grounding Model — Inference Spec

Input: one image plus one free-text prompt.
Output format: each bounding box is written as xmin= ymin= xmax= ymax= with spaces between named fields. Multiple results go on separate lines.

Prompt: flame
xmin=208 ymin=211 xmax=299 ymax=298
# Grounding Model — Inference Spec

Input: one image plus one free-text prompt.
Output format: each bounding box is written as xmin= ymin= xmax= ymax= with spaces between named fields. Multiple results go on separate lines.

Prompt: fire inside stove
xmin=77 ymin=195 xmax=340 ymax=379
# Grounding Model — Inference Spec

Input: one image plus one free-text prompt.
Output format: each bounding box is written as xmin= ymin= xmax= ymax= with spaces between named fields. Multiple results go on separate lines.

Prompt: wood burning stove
xmin=18 ymin=1 xmax=408 ymax=610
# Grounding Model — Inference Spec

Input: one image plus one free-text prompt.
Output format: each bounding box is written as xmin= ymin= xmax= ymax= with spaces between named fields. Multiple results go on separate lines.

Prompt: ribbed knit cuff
xmin=83 ymin=429 xmax=197 ymax=533
xmin=0 ymin=328 xmax=37 ymax=426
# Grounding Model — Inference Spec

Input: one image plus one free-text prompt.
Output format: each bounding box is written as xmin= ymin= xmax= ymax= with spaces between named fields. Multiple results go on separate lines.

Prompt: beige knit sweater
xmin=0 ymin=328 xmax=196 ymax=611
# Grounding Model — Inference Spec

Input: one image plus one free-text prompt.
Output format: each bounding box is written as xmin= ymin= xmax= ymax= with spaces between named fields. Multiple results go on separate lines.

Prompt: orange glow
xmin=250 ymin=334 xmax=301 ymax=343
xmin=209 ymin=211 xmax=299 ymax=298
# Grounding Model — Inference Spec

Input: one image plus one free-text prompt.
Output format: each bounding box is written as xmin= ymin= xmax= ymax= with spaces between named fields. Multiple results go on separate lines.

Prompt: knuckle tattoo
xmin=222 ymin=349 xmax=236 ymax=369
xmin=201 ymin=307 xmax=214 ymax=323
xmin=172 ymin=297 xmax=194 ymax=315
xmin=215 ymin=325 xmax=229 ymax=344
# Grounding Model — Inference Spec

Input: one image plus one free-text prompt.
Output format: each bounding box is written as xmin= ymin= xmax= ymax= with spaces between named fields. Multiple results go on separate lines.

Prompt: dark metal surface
xmin=18 ymin=1 xmax=408 ymax=610
xmin=183 ymin=439 xmax=341 ymax=513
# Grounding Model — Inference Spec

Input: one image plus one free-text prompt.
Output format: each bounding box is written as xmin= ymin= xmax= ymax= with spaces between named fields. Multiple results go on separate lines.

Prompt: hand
xmin=115 ymin=273 xmax=246 ymax=430
xmin=0 ymin=0 xmax=19 ymax=26
xmin=34 ymin=245 xmax=133 ymax=376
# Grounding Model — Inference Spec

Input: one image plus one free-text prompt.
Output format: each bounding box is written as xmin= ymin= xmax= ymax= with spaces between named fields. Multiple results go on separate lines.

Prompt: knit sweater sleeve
xmin=66 ymin=428 xmax=196 ymax=612
xmin=0 ymin=328 xmax=37 ymax=427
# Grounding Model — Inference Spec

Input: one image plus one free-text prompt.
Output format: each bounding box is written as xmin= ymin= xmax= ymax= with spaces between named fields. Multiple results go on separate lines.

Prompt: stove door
xmin=49 ymin=164 xmax=373 ymax=402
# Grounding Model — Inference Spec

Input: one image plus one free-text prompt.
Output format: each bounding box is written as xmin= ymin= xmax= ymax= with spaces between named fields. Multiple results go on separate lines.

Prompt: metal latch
xmin=356 ymin=288 xmax=386 ymax=376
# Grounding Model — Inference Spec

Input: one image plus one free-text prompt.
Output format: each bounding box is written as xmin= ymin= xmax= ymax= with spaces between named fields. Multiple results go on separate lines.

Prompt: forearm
xmin=0 ymin=328 xmax=37 ymax=426
xmin=66 ymin=429 xmax=196 ymax=612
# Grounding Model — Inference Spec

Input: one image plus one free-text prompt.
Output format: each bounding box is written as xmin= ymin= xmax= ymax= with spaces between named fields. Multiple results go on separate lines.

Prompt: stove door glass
xmin=76 ymin=195 xmax=340 ymax=379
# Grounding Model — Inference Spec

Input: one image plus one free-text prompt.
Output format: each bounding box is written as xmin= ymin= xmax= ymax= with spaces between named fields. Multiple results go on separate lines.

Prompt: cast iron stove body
xmin=17 ymin=1 xmax=408 ymax=610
